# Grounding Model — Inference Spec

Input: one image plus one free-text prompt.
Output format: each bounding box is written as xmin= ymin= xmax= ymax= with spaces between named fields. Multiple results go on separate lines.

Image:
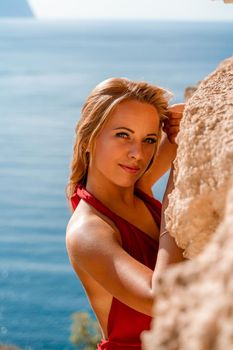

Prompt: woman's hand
xmin=163 ymin=103 xmax=185 ymax=144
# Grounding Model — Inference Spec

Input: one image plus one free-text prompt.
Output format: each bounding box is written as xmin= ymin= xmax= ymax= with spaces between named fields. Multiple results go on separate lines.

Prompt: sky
xmin=28 ymin=0 xmax=233 ymax=21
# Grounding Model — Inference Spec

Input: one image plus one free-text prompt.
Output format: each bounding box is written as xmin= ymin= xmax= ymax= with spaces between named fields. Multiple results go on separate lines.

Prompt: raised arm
xmin=136 ymin=103 xmax=185 ymax=194
xmin=152 ymin=165 xmax=185 ymax=288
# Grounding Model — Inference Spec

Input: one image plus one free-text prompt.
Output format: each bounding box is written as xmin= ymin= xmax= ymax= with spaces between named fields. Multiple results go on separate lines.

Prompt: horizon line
xmin=0 ymin=17 xmax=232 ymax=22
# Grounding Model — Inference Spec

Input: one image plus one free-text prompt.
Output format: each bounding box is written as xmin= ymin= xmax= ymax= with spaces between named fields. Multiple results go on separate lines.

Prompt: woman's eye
xmin=115 ymin=132 xmax=129 ymax=139
xmin=144 ymin=138 xmax=157 ymax=144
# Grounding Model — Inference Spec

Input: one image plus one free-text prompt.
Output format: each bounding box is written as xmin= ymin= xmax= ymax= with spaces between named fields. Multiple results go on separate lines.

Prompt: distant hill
xmin=0 ymin=0 xmax=34 ymax=17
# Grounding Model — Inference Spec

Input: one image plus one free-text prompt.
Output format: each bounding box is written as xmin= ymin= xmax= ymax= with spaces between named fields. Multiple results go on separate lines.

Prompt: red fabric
xmin=71 ymin=185 xmax=161 ymax=350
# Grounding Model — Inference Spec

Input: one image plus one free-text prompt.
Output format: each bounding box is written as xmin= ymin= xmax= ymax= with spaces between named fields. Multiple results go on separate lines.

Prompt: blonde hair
xmin=66 ymin=77 xmax=172 ymax=200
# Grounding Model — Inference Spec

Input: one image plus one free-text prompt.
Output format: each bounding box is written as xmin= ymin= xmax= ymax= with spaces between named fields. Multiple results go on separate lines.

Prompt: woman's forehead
xmin=106 ymin=100 xmax=160 ymax=128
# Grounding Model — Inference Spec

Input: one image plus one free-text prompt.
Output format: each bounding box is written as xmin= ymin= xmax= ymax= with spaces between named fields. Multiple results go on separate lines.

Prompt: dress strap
xmin=71 ymin=184 xmax=122 ymax=224
xmin=70 ymin=184 xmax=161 ymax=229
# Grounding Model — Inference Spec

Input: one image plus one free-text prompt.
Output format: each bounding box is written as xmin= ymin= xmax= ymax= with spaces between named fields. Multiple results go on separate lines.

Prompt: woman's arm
xmin=152 ymin=165 xmax=185 ymax=287
xmin=66 ymin=189 xmax=185 ymax=319
xmin=66 ymin=214 xmax=156 ymax=316
xmin=136 ymin=103 xmax=185 ymax=194
xmin=137 ymin=132 xmax=177 ymax=192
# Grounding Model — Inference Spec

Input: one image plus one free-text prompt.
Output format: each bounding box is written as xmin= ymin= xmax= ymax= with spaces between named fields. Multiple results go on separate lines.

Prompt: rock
xmin=0 ymin=0 xmax=34 ymax=17
xmin=166 ymin=57 xmax=233 ymax=259
xmin=0 ymin=345 xmax=23 ymax=350
xmin=142 ymin=176 xmax=233 ymax=350
xmin=142 ymin=56 xmax=233 ymax=350
xmin=184 ymin=82 xmax=200 ymax=101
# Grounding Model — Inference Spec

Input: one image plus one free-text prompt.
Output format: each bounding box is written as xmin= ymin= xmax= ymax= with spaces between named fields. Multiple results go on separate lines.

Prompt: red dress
xmin=70 ymin=185 xmax=161 ymax=350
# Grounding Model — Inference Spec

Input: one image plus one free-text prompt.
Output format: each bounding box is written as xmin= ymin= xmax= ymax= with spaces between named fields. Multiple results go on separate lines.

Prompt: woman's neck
xmin=86 ymin=173 xmax=137 ymax=209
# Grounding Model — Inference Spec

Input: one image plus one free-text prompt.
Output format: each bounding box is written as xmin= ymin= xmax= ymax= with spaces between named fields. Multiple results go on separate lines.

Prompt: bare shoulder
xmin=66 ymin=200 xmax=121 ymax=259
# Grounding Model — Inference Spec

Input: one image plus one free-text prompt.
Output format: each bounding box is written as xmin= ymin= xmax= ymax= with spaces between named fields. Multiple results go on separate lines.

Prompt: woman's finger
xmin=169 ymin=112 xmax=183 ymax=119
xmin=168 ymin=103 xmax=185 ymax=114
xmin=167 ymin=126 xmax=180 ymax=134
xmin=163 ymin=121 xmax=180 ymax=131
xmin=169 ymin=119 xmax=181 ymax=126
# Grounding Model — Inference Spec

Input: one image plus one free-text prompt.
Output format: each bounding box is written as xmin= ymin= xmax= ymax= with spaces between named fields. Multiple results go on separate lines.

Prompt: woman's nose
xmin=128 ymin=142 xmax=143 ymax=160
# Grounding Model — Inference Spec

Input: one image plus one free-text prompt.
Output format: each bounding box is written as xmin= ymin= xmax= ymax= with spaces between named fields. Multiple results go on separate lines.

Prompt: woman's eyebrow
xmin=113 ymin=126 xmax=134 ymax=133
xmin=113 ymin=127 xmax=157 ymax=136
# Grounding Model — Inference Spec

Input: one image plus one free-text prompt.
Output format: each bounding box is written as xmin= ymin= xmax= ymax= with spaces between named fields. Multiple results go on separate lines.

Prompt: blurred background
xmin=0 ymin=0 xmax=232 ymax=349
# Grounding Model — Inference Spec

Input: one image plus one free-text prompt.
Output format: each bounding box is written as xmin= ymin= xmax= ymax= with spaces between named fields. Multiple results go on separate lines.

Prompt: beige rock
xmin=166 ymin=56 xmax=233 ymax=259
xmin=142 ymin=57 xmax=233 ymax=350
xmin=142 ymin=176 xmax=233 ymax=350
xmin=184 ymin=82 xmax=200 ymax=101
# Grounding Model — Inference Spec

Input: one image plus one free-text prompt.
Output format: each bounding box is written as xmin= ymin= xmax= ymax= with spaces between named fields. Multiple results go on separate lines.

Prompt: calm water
xmin=0 ymin=19 xmax=232 ymax=350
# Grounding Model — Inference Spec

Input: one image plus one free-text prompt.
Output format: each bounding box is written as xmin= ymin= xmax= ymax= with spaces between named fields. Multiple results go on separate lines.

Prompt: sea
xmin=0 ymin=19 xmax=232 ymax=350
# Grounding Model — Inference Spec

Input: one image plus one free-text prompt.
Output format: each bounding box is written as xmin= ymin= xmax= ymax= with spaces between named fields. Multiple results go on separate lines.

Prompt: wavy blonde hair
xmin=66 ymin=77 xmax=172 ymax=200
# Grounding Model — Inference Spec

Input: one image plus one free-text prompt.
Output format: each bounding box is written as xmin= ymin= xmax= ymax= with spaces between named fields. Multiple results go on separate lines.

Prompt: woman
xmin=66 ymin=78 xmax=185 ymax=350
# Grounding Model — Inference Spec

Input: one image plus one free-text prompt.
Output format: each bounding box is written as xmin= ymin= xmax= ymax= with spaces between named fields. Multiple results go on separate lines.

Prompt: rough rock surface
xmin=184 ymin=82 xmax=200 ymax=101
xmin=142 ymin=57 xmax=233 ymax=349
xmin=166 ymin=57 xmax=233 ymax=258
xmin=142 ymin=176 xmax=233 ymax=350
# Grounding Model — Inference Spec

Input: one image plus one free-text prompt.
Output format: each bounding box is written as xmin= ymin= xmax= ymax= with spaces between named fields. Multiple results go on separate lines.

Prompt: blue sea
xmin=0 ymin=19 xmax=232 ymax=350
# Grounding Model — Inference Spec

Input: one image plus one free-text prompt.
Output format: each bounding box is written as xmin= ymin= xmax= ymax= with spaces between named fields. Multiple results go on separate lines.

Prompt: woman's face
xmin=89 ymin=99 xmax=160 ymax=188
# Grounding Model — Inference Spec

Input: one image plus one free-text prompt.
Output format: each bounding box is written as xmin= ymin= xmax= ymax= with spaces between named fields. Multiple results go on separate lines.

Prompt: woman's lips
xmin=119 ymin=164 xmax=141 ymax=174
